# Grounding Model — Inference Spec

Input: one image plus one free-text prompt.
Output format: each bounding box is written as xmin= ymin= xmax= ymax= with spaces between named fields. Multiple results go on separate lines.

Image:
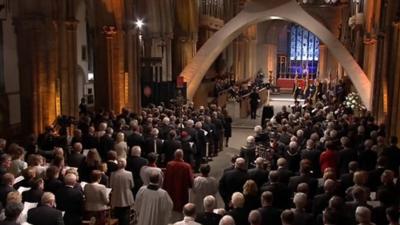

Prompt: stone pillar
xmin=126 ymin=29 xmax=141 ymax=113
xmin=60 ymin=20 xmax=79 ymax=117
xmin=363 ymin=38 xmax=378 ymax=81
xmin=265 ymin=44 xmax=277 ymax=81
xmin=318 ymin=44 xmax=328 ymax=81
xmin=93 ymin=26 xmax=126 ymax=113
xmin=14 ymin=18 xmax=58 ymax=134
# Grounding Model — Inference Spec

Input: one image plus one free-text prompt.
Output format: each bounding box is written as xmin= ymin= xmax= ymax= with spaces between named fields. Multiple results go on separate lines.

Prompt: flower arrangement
xmin=344 ymin=92 xmax=366 ymax=111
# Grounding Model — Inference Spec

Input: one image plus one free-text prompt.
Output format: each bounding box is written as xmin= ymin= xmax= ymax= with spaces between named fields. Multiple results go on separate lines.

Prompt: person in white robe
xmin=189 ymin=164 xmax=218 ymax=213
xmin=135 ymin=171 xmax=173 ymax=225
xmin=139 ymin=153 xmax=164 ymax=187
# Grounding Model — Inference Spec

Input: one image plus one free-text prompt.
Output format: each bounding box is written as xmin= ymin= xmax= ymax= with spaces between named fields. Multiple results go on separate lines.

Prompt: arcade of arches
xmin=0 ymin=0 xmax=399 ymax=138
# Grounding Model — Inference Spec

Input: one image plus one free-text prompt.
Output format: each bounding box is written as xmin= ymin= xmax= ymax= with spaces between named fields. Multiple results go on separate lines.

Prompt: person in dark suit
xmin=44 ymin=166 xmax=63 ymax=194
xmin=195 ymin=195 xmax=222 ymax=225
xmin=288 ymin=164 xmax=318 ymax=198
xmin=300 ymin=140 xmax=321 ymax=177
xmin=260 ymin=171 xmax=291 ymax=210
xmin=276 ymin=158 xmax=293 ymax=185
xmin=162 ymin=130 xmax=182 ymax=164
xmin=27 ymin=192 xmax=64 ymax=225
xmin=228 ymin=192 xmax=249 ymax=225
xmin=126 ymin=146 xmax=148 ymax=196
xmin=292 ymin=193 xmax=314 ymax=225
xmin=22 ymin=178 xmax=44 ymax=203
xmin=97 ymin=130 xmax=114 ymax=161
xmin=367 ymin=156 xmax=387 ymax=191
xmin=0 ymin=202 xmax=23 ymax=225
xmin=67 ymin=142 xmax=85 ymax=168
xmin=55 ymin=173 xmax=84 ymax=225
xmin=340 ymin=161 xmax=358 ymax=191
xmin=258 ymin=191 xmax=282 ymax=225
xmin=126 ymin=125 xmax=145 ymax=151
xmin=248 ymin=157 xmax=269 ymax=189
xmin=381 ymin=136 xmax=400 ymax=176
xmin=0 ymin=173 xmax=15 ymax=207
xmin=223 ymin=155 xmax=239 ymax=173
xmin=249 ymin=89 xmax=260 ymax=120
xmin=219 ymin=158 xmax=249 ymax=209
xmin=337 ymin=137 xmax=358 ymax=174
xmin=194 ymin=122 xmax=207 ymax=167
xmin=312 ymin=179 xmax=336 ymax=216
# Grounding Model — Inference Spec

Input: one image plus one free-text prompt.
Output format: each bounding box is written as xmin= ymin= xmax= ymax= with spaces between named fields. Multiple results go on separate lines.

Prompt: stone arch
xmin=180 ymin=0 xmax=372 ymax=109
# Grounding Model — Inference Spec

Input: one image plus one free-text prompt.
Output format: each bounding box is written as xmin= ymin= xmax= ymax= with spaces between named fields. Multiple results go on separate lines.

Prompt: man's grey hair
xmin=219 ymin=215 xmax=235 ymax=225
xmin=131 ymin=146 xmax=141 ymax=157
xmin=203 ymin=195 xmax=216 ymax=211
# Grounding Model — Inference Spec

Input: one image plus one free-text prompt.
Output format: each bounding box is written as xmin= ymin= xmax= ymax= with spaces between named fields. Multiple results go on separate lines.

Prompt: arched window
xmin=288 ymin=24 xmax=320 ymax=78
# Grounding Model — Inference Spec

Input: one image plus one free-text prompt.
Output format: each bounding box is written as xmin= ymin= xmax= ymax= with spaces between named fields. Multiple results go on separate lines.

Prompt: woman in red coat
xmin=319 ymin=140 xmax=338 ymax=174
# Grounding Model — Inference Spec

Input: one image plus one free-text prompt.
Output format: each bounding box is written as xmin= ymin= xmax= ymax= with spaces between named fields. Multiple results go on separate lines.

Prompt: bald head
xmin=324 ymin=179 xmax=336 ymax=193
xmin=183 ymin=203 xmax=196 ymax=217
xmin=277 ymin=158 xmax=287 ymax=168
xmin=249 ymin=210 xmax=262 ymax=225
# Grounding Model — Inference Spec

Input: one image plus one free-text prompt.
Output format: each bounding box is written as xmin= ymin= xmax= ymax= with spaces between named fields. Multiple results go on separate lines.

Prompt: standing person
xmin=223 ymin=110 xmax=232 ymax=147
xmin=126 ymin=146 xmax=148 ymax=196
xmin=27 ymin=192 xmax=64 ymax=225
xmin=84 ymin=170 xmax=109 ymax=225
xmin=0 ymin=202 xmax=23 ymax=225
xmin=189 ymin=164 xmax=218 ymax=213
xmin=135 ymin=172 xmax=173 ymax=225
xmin=195 ymin=196 xmax=222 ymax=225
xmin=164 ymin=149 xmax=194 ymax=213
xmin=249 ymin=89 xmax=260 ymax=120
xmin=110 ymin=159 xmax=134 ymax=225
xmin=173 ymin=203 xmax=201 ymax=225
xmin=55 ymin=173 xmax=84 ymax=225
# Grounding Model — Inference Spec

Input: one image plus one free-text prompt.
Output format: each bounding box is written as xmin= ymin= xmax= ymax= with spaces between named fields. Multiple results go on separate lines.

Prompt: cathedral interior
xmin=0 ymin=0 xmax=399 ymax=138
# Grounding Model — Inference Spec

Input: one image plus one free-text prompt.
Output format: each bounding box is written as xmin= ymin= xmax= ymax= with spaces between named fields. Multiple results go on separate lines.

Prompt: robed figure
xmin=135 ymin=175 xmax=173 ymax=225
xmin=164 ymin=150 xmax=194 ymax=212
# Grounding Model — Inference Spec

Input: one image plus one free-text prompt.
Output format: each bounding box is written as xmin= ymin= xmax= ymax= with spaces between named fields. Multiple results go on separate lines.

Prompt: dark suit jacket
xmin=22 ymin=188 xmax=43 ymax=203
xmin=338 ymin=148 xmax=357 ymax=174
xmin=67 ymin=152 xmax=85 ymax=168
xmin=293 ymin=209 xmax=314 ymax=225
xmin=288 ymin=174 xmax=318 ymax=197
xmin=276 ymin=167 xmax=293 ymax=185
xmin=258 ymin=206 xmax=282 ymax=225
xmin=248 ymin=167 xmax=269 ymax=188
xmin=126 ymin=155 xmax=148 ymax=194
xmin=228 ymin=207 xmax=249 ymax=225
xmin=219 ymin=168 xmax=249 ymax=207
xmin=126 ymin=132 xmax=145 ymax=150
xmin=27 ymin=205 xmax=64 ymax=225
xmin=260 ymin=182 xmax=291 ymax=209
xmin=339 ymin=172 xmax=354 ymax=191
xmin=56 ymin=186 xmax=84 ymax=225
xmin=367 ymin=167 xmax=385 ymax=191
xmin=312 ymin=193 xmax=332 ymax=216
xmin=162 ymin=139 xmax=182 ymax=162
xmin=195 ymin=212 xmax=222 ymax=225
xmin=44 ymin=178 xmax=63 ymax=194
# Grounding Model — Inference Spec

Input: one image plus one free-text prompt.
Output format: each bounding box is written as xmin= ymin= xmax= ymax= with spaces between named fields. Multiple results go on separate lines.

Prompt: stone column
xmin=265 ymin=44 xmax=277 ymax=82
xmin=93 ymin=26 xmax=126 ymax=113
xmin=318 ymin=44 xmax=328 ymax=81
xmin=14 ymin=18 xmax=58 ymax=134
xmin=60 ymin=20 xmax=79 ymax=117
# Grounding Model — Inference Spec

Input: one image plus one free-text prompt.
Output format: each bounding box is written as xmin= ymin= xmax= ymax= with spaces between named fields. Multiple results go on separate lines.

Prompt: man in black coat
xmin=27 ymin=192 xmax=64 ymax=225
xmin=55 ymin=173 xmax=84 ymax=225
xmin=126 ymin=146 xmax=148 ymax=196
xmin=258 ymin=191 xmax=282 ymax=225
xmin=162 ymin=130 xmax=182 ymax=164
xmin=249 ymin=89 xmax=260 ymax=120
xmin=126 ymin=125 xmax=145 ymax=150
xmin=67 ymin=142 xmax=85 ymax=168
xmin=219 ymin=158 xmax=249 ymax=209
xmin=22 ymin=178 xmax=44 ymax=203
xmin=381 ymin=136 xmax=400 ymax=176
xmin=260 ymin=171 xmax=291 ymax=210
xmin=288 ymin=164 xmax=318 ymax=198
xmin=337 ymin=137 xmax=358 ymax=174
xmin=276 ymin=158 xmax=293 ymax=185
xmin=339 ymin=161 xmax=358 ymax=191
xmin=248 ymin=157 xmax=269 ymax=188
xmin=367 ymin=156 xmax=387 ymax=191
xmin=195 ymin=195 xmax=222 ymax=225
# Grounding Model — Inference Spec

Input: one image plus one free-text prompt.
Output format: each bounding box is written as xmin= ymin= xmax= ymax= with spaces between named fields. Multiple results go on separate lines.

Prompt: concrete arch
xmin=180 ymin=0 xmax=372 ymax=109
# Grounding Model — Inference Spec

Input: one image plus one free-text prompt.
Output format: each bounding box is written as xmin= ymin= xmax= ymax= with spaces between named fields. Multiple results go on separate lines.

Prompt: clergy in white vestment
xmin=189 ymin=164 xmax=218 ymax=213
xmin=173 ymin=203 xmax=202 ymax=225
xmin=139 ymin=152 xmax=164 ymax=187
xmin=135 ymin=171 xmax=173 ymax=225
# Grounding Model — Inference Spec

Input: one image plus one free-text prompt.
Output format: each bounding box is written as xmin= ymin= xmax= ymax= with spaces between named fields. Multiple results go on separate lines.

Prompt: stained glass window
xmin=288 ymin=24 xmax=320 ymax=76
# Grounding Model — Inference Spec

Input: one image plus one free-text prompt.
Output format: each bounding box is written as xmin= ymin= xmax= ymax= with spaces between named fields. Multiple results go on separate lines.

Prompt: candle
xmin=154 ymin=139 xmax=157 ymax=153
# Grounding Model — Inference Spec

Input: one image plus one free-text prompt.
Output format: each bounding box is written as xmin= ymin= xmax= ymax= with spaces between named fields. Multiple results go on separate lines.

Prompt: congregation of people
xmin=0 ymin=84 xmax=399 ymax=225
